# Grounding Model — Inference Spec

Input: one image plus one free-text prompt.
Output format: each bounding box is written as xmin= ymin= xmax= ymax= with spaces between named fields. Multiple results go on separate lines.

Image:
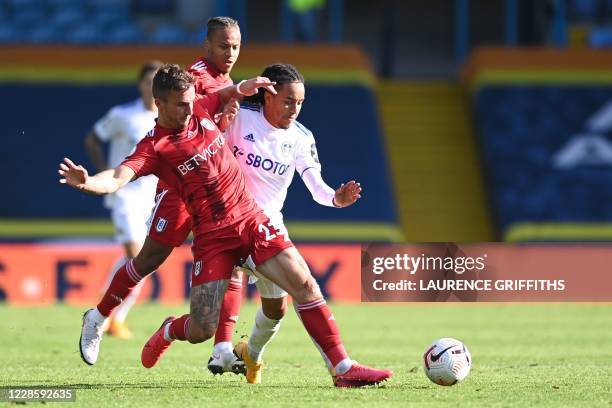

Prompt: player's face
xmin=155 ymin=86 xmax=196 ymax=129
xmin=205 ymin=26 xmax=241 ymax=74
xmin=263 ymin=82 xmax=305 ymax=129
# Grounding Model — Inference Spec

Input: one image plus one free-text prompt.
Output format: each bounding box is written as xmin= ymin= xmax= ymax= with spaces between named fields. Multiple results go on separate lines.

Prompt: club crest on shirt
xmin=200 ymin=118 xmax=216 ymax=131
xmin=281 ymin=142 xmax=293 ymax=157
xmin=155 ymin=217 xmax=167 ymax=233
xmin=194 ymin=260 xmax=202 ymax=276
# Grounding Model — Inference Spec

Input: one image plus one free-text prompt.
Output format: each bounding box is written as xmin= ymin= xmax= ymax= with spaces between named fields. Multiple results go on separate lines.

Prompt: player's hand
xmin=218 ymin=98 xmax=240 ymax=131
xmin=333 ymin=180 xmax=362 ymax=208
xmin=58 ymin=157 xmax=89 ymax=189
xmin=239 ymin=76 xmax=277 ymax=96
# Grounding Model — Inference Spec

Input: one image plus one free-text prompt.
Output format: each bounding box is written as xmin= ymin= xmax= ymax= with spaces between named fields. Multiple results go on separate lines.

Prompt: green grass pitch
xmin=1 ymin=303 xmax=611 ymax=407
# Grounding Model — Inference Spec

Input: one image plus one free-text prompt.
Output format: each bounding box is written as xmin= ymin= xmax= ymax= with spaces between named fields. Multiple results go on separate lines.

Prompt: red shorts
xmin=191 ymin=211 xmax=293 ymax=287
xmin=148 ymin=184 xmax=192 ymax=247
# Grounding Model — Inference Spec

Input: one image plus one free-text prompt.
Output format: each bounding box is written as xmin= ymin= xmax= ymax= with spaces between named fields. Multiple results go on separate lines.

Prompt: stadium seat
xmin=12 ymin=9 xmax=45 ymax=26
xmin=0 ymin=23 xmax=21 ymax=43
xmin=149 ymin=24 xmax=189 ymax=44
xmin=23 ymin=25 xmax=65 ymax=44
xmin=49 ymin=9 xmax=87 ymax=29
xmin=66 ymin=24 xmax=105 ymax=44
xmin=5 ymin=0 xmax=42 ymax=12
xmin=588 ymin=28 xmax=612 ymax=48
xmin=189 ymin=27 xmax=206 ymax=45
xmin=89 ymin=0 xmax=131 ymax=15
xmin=105 ymin=23 xmax=146 ymax=44
xmin=90 ymin=9 xmax=131 ymax=29
xmin=46 ymin=0 xmax=86 ymax=13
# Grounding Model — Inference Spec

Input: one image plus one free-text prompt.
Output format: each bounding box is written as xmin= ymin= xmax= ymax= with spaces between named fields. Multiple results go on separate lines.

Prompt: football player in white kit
xmin=220 ymin=63 xmax=362 ymax=384
xmin=83 ymin=61 xmax=161 ymax=339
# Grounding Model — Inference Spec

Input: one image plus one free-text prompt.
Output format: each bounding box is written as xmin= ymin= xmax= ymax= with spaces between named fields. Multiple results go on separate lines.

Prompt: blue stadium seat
xmin=90 ymin=9 xmax=131 ymax=29
xmin=189 ymin=27 xmax=206 ymax=45
xmin=149 ymin=24 xmax=189 ymax=44
xmin=5 ymin=0 xmax=42 ymax=12
xmin=23 ymin=25 xmax=65 ymax=44
xmin=588 ymin=28 xmax=612 ymax=48
xmin=49 ymin=9 xmax=86 ymax=28
xmin=66 ymin=24 xmax=105 ymax=44
xmin=12 ymin=9 xmax=45 ymax=26
xmin=0 ymin=23 xmax=21 ymax=43
xmin=88 ymin=0 xmax=130 ymax=15
xmin=45 ymin=0 xmax=86 ymax=13
xmin=105 ymin=23 xmax=146 ymax=44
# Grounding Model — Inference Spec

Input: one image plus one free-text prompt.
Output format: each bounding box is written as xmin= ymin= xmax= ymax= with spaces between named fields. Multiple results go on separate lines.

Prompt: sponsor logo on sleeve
xmin=155 ymin=217 xmax=167 ymax=233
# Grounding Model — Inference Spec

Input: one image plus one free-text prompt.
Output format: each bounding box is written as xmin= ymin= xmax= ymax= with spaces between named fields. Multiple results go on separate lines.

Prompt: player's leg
xmin=255 ymin=247 xmax=393 ymax=387
xmin=107 ymin=240 xmax=144 ymax=339
xmin=141 ymin=250 xmax=237 ymax=368
xmin=80 ymin=237 xmax=174 ymax=365
xmin=208 ymin=267 xmax=244 ymax=375
xmin=80 ymin=187 xmax=189 ymax=365
xmin=233 ymin=278 xmax=287 ymax=384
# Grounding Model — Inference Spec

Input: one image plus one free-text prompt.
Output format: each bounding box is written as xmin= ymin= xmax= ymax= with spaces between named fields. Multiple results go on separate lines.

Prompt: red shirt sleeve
xmin=194 ymin=93 xmax=222 ymax=117
xmin=121 ymin=137 xmax=158 ymax=178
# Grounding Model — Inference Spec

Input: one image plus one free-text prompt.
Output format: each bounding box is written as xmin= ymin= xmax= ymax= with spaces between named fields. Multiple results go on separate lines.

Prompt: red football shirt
xmin=188 ymin=56 xmax=233 ymax=94
xmin=122 ymin=94 xmax=259 ymax=231
xmin=154 ymin=57 xmax=235 ymax=194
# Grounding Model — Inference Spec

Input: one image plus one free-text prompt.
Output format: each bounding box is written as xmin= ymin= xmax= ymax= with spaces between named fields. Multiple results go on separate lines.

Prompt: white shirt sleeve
xmin=93 ymin=107 xmax=121 ymax=142
xmin=294 ymin=127 xmax=322 ymax=177
xmin=301 ymin=168 xmax=337 ymax=207
xmin=295 ymin=127 xmax=337 ymax=207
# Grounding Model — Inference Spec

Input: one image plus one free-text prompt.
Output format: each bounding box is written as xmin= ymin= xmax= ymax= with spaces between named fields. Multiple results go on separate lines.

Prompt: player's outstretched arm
xmin=58 ymin=157 xmax=135 ymax=195
xmin=302 ymin=170 xmax=362 ymax=208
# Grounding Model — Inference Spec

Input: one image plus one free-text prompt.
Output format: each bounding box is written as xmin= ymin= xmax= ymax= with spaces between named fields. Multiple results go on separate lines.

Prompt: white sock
xmin=213 ymin=341 xmax=233 ymax=355
xmin=112 ymin=279 xmax=144 ymax=323
xmin=91 ymin=307 xmax=107 ymax=324
xmin=163 ymin=322 xmax=174 ymax=342
xmin=334 ymin=358 xmax=353 ymax=375
xmin=247 ymin=307 xmax=282 ymax=362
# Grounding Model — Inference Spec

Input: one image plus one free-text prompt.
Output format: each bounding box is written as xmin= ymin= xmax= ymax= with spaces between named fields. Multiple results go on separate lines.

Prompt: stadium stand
xmin=464 ymin=48 xmax=612 ymax=242
xmin=0 ymin=46 xmax=401 ymax=242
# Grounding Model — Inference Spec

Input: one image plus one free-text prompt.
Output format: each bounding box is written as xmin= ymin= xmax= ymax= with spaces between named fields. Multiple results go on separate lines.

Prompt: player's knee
xmin=293 ymin=276 xmax=322 ymax=303
xmin=261 ymin=297 xmax=287 ymax=320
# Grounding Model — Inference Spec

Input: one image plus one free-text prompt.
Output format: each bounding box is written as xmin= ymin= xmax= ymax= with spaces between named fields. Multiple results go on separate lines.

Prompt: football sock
xmin=296 ymin=298 xmax=349 ymax=370
xmin=213 ymin=341 xmax=233 ymax=355
xmin=112 ymin=279 xmax=144 ymax=323
xmin=213 ymin=277 xmax=242 ymax=345
xmin=167 ymin=314 xmax=190 ymax=341
xmin=97 ymin=260 xmax=143 ymax=317
xmin=247 ymin=307 xmax=282 ymax=362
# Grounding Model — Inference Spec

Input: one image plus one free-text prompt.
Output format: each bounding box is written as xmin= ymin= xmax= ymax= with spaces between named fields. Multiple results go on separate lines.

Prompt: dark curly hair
xmin=244 ymin=63 xmax=304 ymax=105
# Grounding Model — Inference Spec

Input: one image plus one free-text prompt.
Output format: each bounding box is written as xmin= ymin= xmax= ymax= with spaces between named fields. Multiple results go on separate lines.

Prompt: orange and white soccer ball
xmin=423 ymin=338 xmax=471 ymax=386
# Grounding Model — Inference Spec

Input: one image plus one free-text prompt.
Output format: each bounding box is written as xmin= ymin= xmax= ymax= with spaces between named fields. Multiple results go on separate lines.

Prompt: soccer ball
xmin=423 ymin=338 xmax=471 ymax=386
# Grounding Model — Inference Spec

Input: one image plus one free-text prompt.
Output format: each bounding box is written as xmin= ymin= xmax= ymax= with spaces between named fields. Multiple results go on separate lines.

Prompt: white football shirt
xmin=225 ymin=105 xmax=326 ymax=224
xmin=93 ymin=98 xmax=158 ymax=209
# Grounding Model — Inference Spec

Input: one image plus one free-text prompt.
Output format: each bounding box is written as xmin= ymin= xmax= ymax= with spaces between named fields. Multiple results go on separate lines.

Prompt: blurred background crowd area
xmin=2 ymin=0 xmax=612 ymax=245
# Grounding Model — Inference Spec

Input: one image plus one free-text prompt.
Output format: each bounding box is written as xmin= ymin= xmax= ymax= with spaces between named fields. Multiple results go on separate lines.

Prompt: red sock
xmin=96 ymin=260 xmax=143 ymax=317
xmin=168 ymin=314 xmax=191 ymax=341
xmin=296 ymin=298 xmax=348 ymax=367
xmin=214 ymin=277 xmax=243 ymax=344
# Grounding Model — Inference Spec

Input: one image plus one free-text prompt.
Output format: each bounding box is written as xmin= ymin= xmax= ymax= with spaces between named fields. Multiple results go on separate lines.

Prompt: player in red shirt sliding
xmin=75 ymin=16 xmax=247 ymax=374
xmin=59 ymin=64 xmax=392 ymax=388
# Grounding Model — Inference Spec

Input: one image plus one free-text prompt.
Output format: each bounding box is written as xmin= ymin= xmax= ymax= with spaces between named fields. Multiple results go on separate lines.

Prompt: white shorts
xmin=110 ymin=198 xmax=153 ymax=244
xmin=243 ymin=256 xmax=288 ymax=299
